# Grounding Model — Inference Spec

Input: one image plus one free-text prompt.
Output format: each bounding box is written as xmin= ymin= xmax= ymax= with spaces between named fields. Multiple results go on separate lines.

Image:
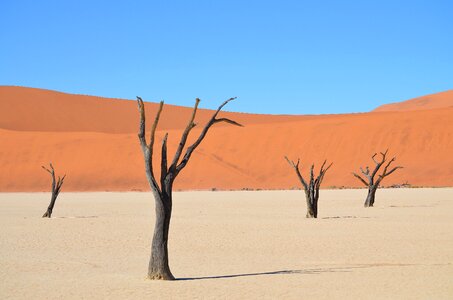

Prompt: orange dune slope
xmin=0 ymin=86 xmax=452 ymax=191
xmin=373 ymin=90 xmax=453 ymax=112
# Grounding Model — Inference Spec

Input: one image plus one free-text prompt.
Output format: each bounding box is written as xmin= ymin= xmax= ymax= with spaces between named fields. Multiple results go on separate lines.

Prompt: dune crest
xmin=0 ymin=86 xmax=302 ymax=133
xmin=373 ymin=90 xmax=453 ymax=112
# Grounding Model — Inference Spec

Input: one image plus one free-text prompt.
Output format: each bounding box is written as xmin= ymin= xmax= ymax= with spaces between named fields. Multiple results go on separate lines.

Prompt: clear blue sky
xmin=1 ymin=0 xmax=452 ymax=114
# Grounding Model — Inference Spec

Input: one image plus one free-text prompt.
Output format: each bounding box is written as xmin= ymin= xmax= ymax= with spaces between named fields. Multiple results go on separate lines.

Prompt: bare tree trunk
xmin=313 ymin=191 xmax=319 ymax=218
xmin=148 ymin=185 xmax=174 ymax=280
xmin=305 ymin=191 xmax=315 ymax=218
xmin=306 ymin=203 xmax=316 ymax=218
xmin=305 ymin=192 xmax=319 ymax=218
xmin=364 ymin=186 xmax=377 ymax=207
xmin=42 ymin=193 xmax=58 ymax=218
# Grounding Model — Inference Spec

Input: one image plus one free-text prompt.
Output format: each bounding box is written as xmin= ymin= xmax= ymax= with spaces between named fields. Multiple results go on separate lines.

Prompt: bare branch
xmin=176 ymin=97 xmax=240 ymax=174
xmin=170 ymin=99 xmax=200 ymax=170
xmin=371 ymin=153 xmax=386 ymax=180
xmin=320 ymin=162 xmax=332 ymax=176
xmin=285 ymin=156 xmax=308 ymax=190
xmin=56 ymin=175 xmax=64 ymax=185
xmin=214 ymin=97 xmax=237 ymax=115
xmin=161 ymin=133 xmax=169 ymax=184
xmin=383 ymin=166 xmax=403 ymax=177
xmin=319 ymin=160 xmax=327 ymax=174
xmin=380 ymin=156 xmax=403 ymax=179
xmin=352 ymin=172 xmax=369 ymax=187
xmin=309 ymin=164 xmax=315 ymax=187
xmin=317 ymin=161 xmax=332 ymax=188
xmin=371 ymin=153 xmax=379 ymax=164
xmin=136 ymin=97 xmax=148 ymax=151
xmin=42 ymin=163 xmax=55 ymax=175
xmin=284 ymin=156 xmax=296 ymax=168
xmin=41 ymin=165 xmax=52 ymax=174
xmin=360 ymin=167 xmax=369 ymax=176
xmin=213 ymin=118 xmax=243 ymax=127
xmin=136 ymin=97 xmax=164 ymax=195
xmin=382 ymin=157 xmax=395 ymax=172
xmin=57 ymin=174 xmax=66 ymax=191
xmin=43 ymin=163 xmax=56 ymax=191
xmin=324 ymin=162 xmax=333 ymax=173
xmin=149 ymin=101 xmax=164 ymax=157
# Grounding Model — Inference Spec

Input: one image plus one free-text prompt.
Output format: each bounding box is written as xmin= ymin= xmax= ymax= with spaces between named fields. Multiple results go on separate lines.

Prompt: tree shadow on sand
xmin=177 ymin=267 xmax=350 ymax=281
xmin=389 ymin=204 xmax=437 ymax=208
xmin=321 ymin=216 xmax=372 ymax=219
xmin=52 ymin=216 xmax=99 ymax=219
xmin=177 ymin=263 xmax=431 ymax=281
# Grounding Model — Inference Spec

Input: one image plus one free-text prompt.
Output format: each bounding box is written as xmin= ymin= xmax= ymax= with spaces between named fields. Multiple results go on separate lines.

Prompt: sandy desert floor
xmin=1 ymin=189 xmax=452 ymax=299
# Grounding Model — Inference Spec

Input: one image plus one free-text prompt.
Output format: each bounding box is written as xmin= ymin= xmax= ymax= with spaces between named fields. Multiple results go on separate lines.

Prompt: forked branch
xmin=175 ymin=97 xmax=243 ymax=174
xmin=137 ymin=97 xmax=164 ymax=194
xmin=352 ymin=172 xmax=369 ymax=187
xmin=170 ymin=98 xmax=200 ymax=171
xmin=136 ymin=96 xmax=242 ymax=187
xmin=285 ymin=156 xmax=308 ymax=190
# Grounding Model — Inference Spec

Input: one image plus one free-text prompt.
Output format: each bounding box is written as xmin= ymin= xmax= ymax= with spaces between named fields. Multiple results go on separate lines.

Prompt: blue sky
xmin=1 ymin=0 xmax=452 ymax=114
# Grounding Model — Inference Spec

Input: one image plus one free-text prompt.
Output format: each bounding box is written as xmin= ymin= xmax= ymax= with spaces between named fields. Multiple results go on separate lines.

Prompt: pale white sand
xmin=1 ymin=189 xmax=452 ymax=299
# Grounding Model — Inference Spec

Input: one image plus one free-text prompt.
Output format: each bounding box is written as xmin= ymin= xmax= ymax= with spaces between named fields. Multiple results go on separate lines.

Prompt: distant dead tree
xmin=42 ymin=163 xmax=66 ymax=218
xmin=352 ymin=150 xmax=403 ymax=207
xmin=137 ymin=96 xmax=242 ymax=280
xmin=285 ymin=157 xmax=332 ymax=218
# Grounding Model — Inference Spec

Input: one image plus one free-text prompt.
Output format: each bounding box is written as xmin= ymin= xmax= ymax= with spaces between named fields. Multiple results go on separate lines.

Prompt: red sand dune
xmin=0 ymin=86 xmax=452 ymax=191
xmin=0 ymin=86 xmax=304 ymax=133
xmin=373 ymin=90 xmax=453 ymax=112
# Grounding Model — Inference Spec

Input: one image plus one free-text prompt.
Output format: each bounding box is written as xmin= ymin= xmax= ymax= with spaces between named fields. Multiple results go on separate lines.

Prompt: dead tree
xmin=352 ymin=150 xmax=403 ymax=207
xmin=42 ymin=163 xmax=66 ymax=218
xmin=137 ymin=96 xmax=242 ymax=280
xmin=285 ymin=157 xmax=332 ymax=218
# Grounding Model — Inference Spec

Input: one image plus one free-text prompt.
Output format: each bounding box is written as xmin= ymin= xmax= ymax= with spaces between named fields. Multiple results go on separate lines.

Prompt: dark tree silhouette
xmin=285 ymin=157 xmax=332 ymax=218
xmin=137 ymin=96 xmax=242 ymax=280
xmin=352 ymin=150 xmax=403 ymax=207
xmin=42 ymin=163 xmax=66 ymax=218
